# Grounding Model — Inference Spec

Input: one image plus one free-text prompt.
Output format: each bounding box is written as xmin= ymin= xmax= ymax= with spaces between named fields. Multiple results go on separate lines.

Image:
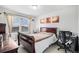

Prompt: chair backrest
xmin=59 ymin=31 xmax=72 ymax=43
xmin=65 ymin=31 xmax=72 ymax=42
xmin=59 ymin=31 xmax=66 ymax=43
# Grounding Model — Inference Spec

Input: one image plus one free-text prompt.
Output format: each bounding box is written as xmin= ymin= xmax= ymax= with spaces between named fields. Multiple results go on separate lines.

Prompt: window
xmin=12 ymin=16 xmax=20 ymax=32
xmin=20 ymin=17 xmax=30 ymax=32
xmin=12 ymin=16 xmax=30 ymax=32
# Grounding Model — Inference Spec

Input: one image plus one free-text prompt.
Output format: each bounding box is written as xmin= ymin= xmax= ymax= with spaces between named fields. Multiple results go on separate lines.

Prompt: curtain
xmin=4 ymin=13 xmax=12 ymax=37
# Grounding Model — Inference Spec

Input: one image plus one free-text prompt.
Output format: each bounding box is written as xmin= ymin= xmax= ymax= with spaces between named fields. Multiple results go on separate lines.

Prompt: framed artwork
xmin=40 ymin=18 xmax=46 ymax=23
xmin=40 ymin=16 xmax=59 ymax=24
xmin=46 ymin=17 xmax=51 ymax=23
xmin=51 ymin=16 xmax=59 ymax=23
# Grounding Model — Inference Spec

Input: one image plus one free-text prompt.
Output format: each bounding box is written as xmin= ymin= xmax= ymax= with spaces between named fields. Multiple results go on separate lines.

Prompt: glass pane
xmin=21 ymin=17 xmax=30 ymax=32
xmin=21 ymin=17 xmax=30 ymax=26
xmin=12 ymin=16 xmax=20 ymax=32
xmin=12 ymin=27 xmax=19 ymax=32
xmin=12 ymin=16 xmax=20 ymax=27
xmin=21 ymin=26 xmax=28 ymax=32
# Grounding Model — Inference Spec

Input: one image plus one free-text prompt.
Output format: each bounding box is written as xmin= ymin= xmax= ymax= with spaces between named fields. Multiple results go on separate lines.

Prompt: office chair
xmin=57 ymin=31 xmax=72 ymax=53
xmin=57 ymin=31 xmax=66 ymax=52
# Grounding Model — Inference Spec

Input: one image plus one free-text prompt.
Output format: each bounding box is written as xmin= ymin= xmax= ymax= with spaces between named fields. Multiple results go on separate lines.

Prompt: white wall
xmin=36 ymin=6 xmax=78 ymax=34
xmin=78 ymin=6 xmax=79 ymax=36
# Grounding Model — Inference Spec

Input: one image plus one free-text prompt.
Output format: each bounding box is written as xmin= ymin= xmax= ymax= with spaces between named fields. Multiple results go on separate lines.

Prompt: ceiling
xmin=1 ymin=5 xmax=75 ymax=16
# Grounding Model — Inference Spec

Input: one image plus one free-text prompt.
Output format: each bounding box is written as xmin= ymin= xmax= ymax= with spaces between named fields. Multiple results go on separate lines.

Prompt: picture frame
xmin=40 ymin=16 xmax=59 ymax=24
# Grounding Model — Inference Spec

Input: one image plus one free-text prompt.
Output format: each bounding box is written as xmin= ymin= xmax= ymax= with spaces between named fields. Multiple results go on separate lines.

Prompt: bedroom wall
xmin=0 ymin=8 xmax=5 ymax=23
xmin=36 ymin=6 xmax=78 ymax=34
xmin=78 ymin=6 xmax=79 ymax=36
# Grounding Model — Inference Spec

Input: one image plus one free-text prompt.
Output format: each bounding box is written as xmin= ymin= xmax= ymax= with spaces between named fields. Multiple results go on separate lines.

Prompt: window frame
xmin=7 ymin=15 xmax=30 ymax=33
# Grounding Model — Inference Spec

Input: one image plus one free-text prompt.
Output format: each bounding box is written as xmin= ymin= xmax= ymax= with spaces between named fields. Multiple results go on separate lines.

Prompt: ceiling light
xmin=32 ymin=5 xmax=38 ymax=10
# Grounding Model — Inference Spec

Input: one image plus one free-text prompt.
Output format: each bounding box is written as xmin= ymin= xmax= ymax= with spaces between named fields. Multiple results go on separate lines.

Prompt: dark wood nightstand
xmin=0 ymin=38 xmax=18 ymax=53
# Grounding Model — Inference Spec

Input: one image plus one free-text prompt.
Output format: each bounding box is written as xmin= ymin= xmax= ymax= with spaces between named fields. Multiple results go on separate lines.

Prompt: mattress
xmin=35 ymin=33 xmax=57 ymax=53
xmin=20 ymin=32 xmax=54 ymax=42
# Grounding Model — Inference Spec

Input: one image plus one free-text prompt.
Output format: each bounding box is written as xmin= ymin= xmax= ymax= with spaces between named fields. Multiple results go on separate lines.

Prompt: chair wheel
xmin=57 ymin=48 xmax=60 ymax=50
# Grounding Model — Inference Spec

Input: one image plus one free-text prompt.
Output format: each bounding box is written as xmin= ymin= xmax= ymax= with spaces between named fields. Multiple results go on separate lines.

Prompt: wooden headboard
xmin=40 ymin=27 xmax=57 ymax=35
xmin=0 ymin=23 xmax=6 ymax=34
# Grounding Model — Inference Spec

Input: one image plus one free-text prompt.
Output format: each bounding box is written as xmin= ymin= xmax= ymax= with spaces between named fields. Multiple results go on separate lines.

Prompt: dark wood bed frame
xmin=18 ymin=28 xmax=57 ymax=53
xmin=18 ymin=32 xmax=35 ymax=53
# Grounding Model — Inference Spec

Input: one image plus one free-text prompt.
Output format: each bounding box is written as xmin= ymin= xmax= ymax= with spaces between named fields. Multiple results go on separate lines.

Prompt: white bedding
xmin=35 ymin=33 xmax=57 ymax=53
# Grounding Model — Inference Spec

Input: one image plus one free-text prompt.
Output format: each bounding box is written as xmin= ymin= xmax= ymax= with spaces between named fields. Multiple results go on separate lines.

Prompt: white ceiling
xmin=1 ymin=5 xmax=75 ymax=16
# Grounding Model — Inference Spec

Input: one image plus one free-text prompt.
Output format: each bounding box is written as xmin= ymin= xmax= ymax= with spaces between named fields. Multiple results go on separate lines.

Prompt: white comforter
xmin=35 ymin=33 xmax=58 ymax=53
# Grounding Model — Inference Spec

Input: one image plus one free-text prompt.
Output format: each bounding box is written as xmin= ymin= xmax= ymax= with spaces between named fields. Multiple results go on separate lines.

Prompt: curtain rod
xmin=4 ymin=12 xmax=29 ymax=18
xmin=0 ymin=12 xmax=35 ymax=19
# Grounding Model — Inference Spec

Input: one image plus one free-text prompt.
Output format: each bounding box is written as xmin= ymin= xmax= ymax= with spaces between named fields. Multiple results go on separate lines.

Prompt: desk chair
xmin=57 ymin=31 xmax=72 ymax=53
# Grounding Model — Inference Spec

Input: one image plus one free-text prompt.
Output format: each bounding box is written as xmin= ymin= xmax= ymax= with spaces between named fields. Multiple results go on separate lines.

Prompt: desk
xmin=0 ymin=38 xmax=18 ymax=53
xmin=68 ymin=35 xmax=78 ymax=53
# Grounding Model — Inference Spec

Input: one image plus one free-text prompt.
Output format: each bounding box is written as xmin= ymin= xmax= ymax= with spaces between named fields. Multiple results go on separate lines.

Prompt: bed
xmin=18 ymin=28 xmax=58 ymax=53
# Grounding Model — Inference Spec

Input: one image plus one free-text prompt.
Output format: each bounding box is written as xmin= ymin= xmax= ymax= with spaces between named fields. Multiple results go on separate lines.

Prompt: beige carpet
xmin=18 ymin=44 xmax=69 ymax=53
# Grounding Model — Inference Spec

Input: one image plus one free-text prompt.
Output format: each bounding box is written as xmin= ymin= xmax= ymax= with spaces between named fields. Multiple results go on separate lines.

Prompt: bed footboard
xmin=18 ymin=32 xmax=35 ymax=53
